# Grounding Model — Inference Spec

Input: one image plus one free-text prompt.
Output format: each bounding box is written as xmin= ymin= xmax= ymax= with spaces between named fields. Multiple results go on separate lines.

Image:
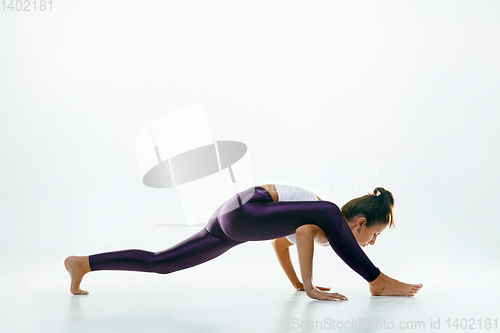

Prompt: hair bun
xmin=373 ymin=187 xmax=394 ymax=208
xmin=341 ymin=187 xmax=396 ymax=228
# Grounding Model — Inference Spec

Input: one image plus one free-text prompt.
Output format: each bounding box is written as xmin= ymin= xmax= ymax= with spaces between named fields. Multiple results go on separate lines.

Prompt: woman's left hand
xmin=294 ymin=281 xmax=331 ymax=291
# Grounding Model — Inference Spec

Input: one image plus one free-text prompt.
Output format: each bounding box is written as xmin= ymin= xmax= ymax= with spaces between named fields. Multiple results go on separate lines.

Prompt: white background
xmin=1 ymin=1 xmax=499 ymax=332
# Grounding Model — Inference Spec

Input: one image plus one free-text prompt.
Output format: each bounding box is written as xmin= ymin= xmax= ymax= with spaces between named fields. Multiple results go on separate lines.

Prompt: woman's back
xmin=274 ymin=184 xmax=319 ymax=202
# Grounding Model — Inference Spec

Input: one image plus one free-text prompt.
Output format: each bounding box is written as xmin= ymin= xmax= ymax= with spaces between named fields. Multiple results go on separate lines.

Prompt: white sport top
xmin=274 ymin=184 xmax=318 ymax=202
xmin=273 ymin=184 xmax=328 ymax=246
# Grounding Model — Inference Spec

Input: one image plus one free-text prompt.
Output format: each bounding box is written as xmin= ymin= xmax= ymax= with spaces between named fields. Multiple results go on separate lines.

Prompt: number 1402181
xmin=2 ymin=0 xmax=52 ymax=11
xmin=447 ymin=318 xmax=497 ymax=330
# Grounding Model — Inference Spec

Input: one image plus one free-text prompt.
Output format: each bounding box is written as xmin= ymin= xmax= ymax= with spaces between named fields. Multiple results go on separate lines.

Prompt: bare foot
xmin=64 ymin=256 xmax=91 ymax=295
xmin=369 ymin=272 xmax=422 ymax=297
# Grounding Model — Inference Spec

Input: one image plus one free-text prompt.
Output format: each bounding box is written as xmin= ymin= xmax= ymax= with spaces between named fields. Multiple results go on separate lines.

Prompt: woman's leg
xmin=87 ymin=228 xmax=244 ymax=274
xmin=214 ymin=187 xmax=381 ymax=282
xmin=65 ymin=201 xmax=245 ymax=294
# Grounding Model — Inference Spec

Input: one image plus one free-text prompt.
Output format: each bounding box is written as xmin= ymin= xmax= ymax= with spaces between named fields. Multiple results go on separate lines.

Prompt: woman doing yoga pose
xmin=64 ymin=184 xmax=422 ymax=301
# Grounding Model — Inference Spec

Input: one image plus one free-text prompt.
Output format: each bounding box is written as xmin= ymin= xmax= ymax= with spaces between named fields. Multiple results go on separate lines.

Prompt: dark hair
xmin=340 ymin=187 xmax=395 ymax=228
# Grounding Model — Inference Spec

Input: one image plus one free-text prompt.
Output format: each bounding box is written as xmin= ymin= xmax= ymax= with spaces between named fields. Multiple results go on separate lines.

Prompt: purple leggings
xmin=89 ymin=186 xmax=380 ymax=282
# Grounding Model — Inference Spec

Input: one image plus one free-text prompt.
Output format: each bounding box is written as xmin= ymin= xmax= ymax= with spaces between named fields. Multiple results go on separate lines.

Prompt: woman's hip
xmin=205 ymin=186 xmax=273 ymax=240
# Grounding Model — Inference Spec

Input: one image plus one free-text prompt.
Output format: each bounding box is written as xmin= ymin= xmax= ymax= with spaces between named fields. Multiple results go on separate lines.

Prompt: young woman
xmin=65 ymin=184 xmax=422 ymax=301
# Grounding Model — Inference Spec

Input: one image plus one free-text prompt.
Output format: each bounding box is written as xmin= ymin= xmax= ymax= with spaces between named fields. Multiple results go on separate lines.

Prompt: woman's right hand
xmin=306 ymin=286 xmax=348 ymax=301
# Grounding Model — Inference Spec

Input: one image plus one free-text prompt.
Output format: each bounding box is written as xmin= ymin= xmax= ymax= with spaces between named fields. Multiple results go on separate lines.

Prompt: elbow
xmin=271 ymin=239 xmax=278 ymax=248
xmin=272 ymin=237 xmax=293 ymax=250
xmin=271 ymin=238 xmax=285 ymax=250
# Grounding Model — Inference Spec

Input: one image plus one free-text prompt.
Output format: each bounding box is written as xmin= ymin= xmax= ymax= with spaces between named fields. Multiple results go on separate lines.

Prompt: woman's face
xmin=350 ymin=217 xmax=387 ymax=247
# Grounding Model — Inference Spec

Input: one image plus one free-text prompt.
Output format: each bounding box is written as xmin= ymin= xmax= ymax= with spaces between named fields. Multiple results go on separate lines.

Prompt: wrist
xmin=302 ymin=281 xmax=314 ymax=291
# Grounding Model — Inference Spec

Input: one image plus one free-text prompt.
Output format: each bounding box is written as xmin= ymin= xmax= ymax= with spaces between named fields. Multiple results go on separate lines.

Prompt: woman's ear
xmin=357 ymin=216 xmax=366 ymax=228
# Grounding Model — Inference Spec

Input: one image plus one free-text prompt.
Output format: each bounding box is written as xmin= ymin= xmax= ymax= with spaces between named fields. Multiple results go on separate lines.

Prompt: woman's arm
xmin=271 ymin=237 xmax=302 ymax=290
xmin=272 ymin=233 xmax=332 ymax=291
xmin=295 ymin=225 xmax=315 ymax=292
xmin=296 ymin=224 xmax=348 ymax=301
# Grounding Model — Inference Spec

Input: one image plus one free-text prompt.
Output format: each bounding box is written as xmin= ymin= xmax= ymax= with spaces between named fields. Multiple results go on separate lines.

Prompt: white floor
xmin=1 ymin=254 xmax=498 ymax=333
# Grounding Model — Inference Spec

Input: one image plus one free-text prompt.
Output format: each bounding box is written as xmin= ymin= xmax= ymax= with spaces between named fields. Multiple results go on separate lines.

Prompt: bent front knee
xmin=323 ymin=201 xmax=343 ymax=219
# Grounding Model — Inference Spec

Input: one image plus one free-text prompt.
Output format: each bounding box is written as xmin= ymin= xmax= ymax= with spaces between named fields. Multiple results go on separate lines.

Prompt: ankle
xmin=81 ymin=256 xmax=91 ymax=274
xmin=369 ymin=272 xmax=387 ymax=287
